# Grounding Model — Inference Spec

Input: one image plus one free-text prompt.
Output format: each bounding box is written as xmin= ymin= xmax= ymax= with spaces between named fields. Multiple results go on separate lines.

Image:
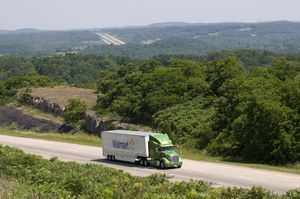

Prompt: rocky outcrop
xmin=84 ymin=115 xmax=149 ymax=134
xmin=0 ymin=105 xmax=74 ymax=133
xmin=19 ymin=94 xmax=150 ymax=135
xmin=24 ymin=96 xmax=65 ymax=116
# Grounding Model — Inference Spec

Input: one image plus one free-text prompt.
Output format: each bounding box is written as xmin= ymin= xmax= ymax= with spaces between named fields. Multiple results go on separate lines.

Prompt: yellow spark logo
xmin=128 ymin=138 xmax=135 ymax=152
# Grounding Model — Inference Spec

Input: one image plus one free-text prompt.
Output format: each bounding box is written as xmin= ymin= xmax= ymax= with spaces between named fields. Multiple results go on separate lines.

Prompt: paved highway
xmin=0 ymin=135 xmax=299 ymax=193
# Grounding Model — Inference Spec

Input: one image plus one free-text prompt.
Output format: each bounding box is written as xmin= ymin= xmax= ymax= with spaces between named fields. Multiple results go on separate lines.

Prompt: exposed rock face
xmin=25 ymin=96 xmax=65 ymax=116
xmin=84 ymin=114 xmax=105 ymax=134
xmin=84 ymin=114 xmax=147 ymax=134
xmin=0 ymin=105 xmax=74 ymax=133
xmin=19 ymin=95 xmax=150 ymax=135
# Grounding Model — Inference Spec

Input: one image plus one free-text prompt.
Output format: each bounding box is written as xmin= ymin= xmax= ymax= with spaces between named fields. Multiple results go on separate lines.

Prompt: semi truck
xmin=102 ymin=130 xmax=182 ymax=169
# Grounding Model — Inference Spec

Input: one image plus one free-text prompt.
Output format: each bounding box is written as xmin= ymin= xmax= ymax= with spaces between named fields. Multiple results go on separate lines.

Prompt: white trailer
xmin=102 ymin=130 xmax=152 ymax=164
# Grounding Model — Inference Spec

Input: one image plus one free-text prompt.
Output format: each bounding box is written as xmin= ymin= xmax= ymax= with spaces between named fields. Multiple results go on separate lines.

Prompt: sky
xmin=1 ymin=0 xmax=300 ymax=30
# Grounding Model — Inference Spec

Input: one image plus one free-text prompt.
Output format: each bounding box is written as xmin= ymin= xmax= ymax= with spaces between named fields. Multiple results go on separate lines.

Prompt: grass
xmin=0 ymin=127 xmax=299 ymax=175
xmin=9 ymin=102 xmax=65 ymax=123
xmin=0 ymin=175 xmax=33 ymax=198
xmin=179 ymin=148 xmax=300 ymax=175
xmin=30 ymin=86 xmax=97 ymax=110
xmin=0 ymin=127 xmax=101 ymax=147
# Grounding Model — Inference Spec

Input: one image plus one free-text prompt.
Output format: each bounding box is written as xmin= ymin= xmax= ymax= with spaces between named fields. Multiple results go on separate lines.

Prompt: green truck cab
xmin=149 ymin=133 xmax=182 ymax=169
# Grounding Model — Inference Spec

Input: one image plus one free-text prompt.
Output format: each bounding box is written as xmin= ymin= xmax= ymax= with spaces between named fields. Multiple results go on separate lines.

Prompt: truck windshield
xmin=160 ymin=146 xmax=173 ymax=151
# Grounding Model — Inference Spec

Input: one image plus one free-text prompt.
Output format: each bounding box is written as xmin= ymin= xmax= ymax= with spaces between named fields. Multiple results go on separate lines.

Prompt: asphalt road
xmin=0 ymin=135 xmax=299 ymax=193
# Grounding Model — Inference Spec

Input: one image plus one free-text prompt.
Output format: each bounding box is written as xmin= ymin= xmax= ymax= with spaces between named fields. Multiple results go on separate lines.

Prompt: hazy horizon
xmin=2 ymin=20 xmax=300 ymax=31
xmin=1 ymin=0 xmax=300 ymax=30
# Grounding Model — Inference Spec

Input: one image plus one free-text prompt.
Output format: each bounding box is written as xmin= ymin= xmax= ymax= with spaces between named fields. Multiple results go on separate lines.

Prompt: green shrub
xmin=0 ymin=145 xmax=293 ymax=199
xmin=63 ymin=98 xmax=87 ymax=128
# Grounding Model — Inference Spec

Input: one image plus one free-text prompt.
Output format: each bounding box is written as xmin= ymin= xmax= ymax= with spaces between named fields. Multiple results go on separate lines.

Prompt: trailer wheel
xmin=139 ymin=158 xmax=144 ymax=166
xmin=160 ymin=161 xmax=164 ymax=169
xmin=143 ymin=159 xmax=148 ymax=166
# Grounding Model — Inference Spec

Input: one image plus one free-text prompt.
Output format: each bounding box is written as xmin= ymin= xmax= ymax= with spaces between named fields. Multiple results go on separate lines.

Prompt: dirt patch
xmin=30 ymin=87 xmax=98 ymax=110
xmin=0 ymin=105 xmax=74 ymax=133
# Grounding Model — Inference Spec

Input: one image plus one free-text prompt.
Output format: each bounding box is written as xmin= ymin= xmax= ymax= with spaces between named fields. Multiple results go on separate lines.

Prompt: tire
xmin=143 ymin=159 xmax=148 ymax=166
xmin=107 ymin=155 xmax=110 ymax=160
xmin=160 ymin=161 xmax=164 ymax=169
xmin=139 ymin=158 xmax=143 ymax=166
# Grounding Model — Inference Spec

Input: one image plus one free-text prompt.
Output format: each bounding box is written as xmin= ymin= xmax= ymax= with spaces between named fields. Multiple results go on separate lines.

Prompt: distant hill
xmin=2 ymin=21 xmax=300 ymax=58
xmin=146 ymin=22 xmax=192 ymax=27
xmin=0 ymin=28 xmax=43 ymax=35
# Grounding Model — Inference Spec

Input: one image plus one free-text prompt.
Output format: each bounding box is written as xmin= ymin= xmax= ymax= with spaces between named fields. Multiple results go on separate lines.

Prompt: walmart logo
xmin=112 ymin=138 xmax=135 ymax=152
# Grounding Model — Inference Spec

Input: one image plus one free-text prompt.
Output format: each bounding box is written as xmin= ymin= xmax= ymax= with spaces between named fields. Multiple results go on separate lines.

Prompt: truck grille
xmin=170 ymin=155 xmax=179 ymax=163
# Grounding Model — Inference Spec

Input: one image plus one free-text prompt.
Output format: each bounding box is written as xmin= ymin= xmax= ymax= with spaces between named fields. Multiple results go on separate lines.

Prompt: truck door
xmin=149 ymin=141 xmax=160 ymax=160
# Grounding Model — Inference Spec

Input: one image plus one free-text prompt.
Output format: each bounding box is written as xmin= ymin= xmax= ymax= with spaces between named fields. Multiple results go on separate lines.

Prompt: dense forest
xmin=0 ymin=50 xmax=299 ymax=165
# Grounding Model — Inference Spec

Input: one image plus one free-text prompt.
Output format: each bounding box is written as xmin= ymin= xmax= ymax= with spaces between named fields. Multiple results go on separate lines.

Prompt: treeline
xmin=153 ymin=49 xmax=300 ymax=69
xmin=2 ymin=49 xmax=300 ymax=86
xmin=1 ymin=145 xmax=299 ymax=198
xmin=97 ymin=58 xmax=300 ymax=164
xmin=0 ymin=54 xmax=131 ymax=85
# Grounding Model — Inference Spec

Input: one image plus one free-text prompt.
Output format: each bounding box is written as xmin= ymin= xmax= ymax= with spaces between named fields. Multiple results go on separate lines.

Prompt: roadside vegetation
xmin=0 ymin=145 xmax=299 ymax=199
xmin=0 ymin=127 xmax=100 ymax=147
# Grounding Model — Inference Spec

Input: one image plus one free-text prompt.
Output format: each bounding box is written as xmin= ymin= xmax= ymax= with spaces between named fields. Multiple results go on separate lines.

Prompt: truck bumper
xmin=164 ymin=161 xmax=182 ymax=168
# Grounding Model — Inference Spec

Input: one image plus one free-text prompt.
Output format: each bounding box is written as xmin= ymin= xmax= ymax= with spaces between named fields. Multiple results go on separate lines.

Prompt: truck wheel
xmin=160 ymin=161 xmax=164 ymax=169
xmin=143 ymin=159 xmax=148 ymax=166
xmin=139 ymin=158 xmax=143 ymax=166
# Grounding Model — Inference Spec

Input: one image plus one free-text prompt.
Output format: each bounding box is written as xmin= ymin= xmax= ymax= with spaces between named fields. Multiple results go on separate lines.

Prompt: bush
xmin=154 ymin=98 xmax=216 ymax=149
xmin=63 ymin=98 xmax=87 ymax=128
xmin=4 ymin=73 xmax=55 ymax=90
xmin=0 ymin=145 xmax=290 ymax=198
